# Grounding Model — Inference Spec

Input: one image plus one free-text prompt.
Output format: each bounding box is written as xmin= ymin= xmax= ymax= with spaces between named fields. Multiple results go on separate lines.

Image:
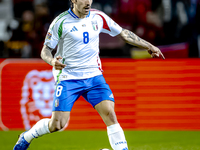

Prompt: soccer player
xmin=13 ymin=0 xmax=165 ymax=150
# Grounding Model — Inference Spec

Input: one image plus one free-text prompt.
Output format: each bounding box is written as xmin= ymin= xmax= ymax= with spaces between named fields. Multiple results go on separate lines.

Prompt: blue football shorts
xmin=52 ymin=75 xmax=115 ymax=111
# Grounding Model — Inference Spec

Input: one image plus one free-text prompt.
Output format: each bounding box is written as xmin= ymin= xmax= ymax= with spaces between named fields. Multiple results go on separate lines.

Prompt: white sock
xmin=24 ymin=118 xmax=51 ymax=143
xmin=107 ymin=123 xmax=128 ymax=150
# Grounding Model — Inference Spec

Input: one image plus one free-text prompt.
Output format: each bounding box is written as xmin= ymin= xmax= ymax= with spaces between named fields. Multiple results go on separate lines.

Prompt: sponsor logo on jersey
xmin=82 ymin=24 xmax=86 ymax=27
xmin=70 ymin=26 xmax=78 ymax=32
xmin=46 ymin=32 xmax=52 ymax=40
xmin=91 ymin=21 xmax=98 ymax=31
xmin=62 ymin=75 xmax=68 ymax=78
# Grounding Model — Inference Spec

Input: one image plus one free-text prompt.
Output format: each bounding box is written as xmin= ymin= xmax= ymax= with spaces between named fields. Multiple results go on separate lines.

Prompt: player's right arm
xmin=40 ymin=45 xmax=66 ymax=70
xmin=41 ymin=12 xmax=67 ymax=70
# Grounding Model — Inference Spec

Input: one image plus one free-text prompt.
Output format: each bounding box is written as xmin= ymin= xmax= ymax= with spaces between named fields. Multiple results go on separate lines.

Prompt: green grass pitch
xmin=1 ymin=130 xmax=200 ymax=150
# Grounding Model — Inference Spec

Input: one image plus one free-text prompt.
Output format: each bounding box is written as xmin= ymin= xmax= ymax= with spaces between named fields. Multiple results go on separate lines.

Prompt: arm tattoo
xmin=127 ymin=30 xmax=141 ymax=42
xmin=122 ymin=29 xmax=149 ymax=46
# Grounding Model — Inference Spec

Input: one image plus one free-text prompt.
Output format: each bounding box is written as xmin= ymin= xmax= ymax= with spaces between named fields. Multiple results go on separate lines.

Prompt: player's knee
xmin=103 ymin=109 xmax=117 ymax=125
xmin=108 ymin=111 xmax=117 ymax=123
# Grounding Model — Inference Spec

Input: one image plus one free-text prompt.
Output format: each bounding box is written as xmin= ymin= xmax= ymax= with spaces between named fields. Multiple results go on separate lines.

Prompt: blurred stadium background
xmin=0 ymin=0 xmax=200 ymax=150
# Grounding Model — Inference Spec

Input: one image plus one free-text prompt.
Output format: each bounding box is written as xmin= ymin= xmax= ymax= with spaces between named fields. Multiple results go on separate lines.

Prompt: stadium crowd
xmin=0 ymin=0 xmax=200 ymax=58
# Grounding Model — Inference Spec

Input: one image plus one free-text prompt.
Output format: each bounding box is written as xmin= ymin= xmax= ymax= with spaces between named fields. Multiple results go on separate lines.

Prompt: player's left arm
xmin=119 ymin=28 xmax=165 ymax=59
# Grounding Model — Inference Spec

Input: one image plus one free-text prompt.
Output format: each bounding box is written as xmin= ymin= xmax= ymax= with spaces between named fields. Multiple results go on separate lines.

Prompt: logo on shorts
xmin=109 ymin=93 xmax=114 ymax=99
xmin=55 ymin=99 xmax=59 ymax=107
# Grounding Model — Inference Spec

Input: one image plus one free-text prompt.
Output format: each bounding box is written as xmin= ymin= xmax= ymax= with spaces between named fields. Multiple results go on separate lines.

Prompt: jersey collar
xmin=68 ymin=8 xmax=90 ymax=19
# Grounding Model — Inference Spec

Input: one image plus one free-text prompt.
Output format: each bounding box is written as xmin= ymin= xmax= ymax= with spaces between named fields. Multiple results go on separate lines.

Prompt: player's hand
xmin=148 ymin=46 xmax=165 ymax=59
xmin=51 ymin=56 xmax=66 ymax=70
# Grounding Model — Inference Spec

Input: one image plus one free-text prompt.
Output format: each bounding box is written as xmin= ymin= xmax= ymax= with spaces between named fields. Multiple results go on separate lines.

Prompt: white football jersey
xmin=44 ymin=8 xmax=122 ymax=81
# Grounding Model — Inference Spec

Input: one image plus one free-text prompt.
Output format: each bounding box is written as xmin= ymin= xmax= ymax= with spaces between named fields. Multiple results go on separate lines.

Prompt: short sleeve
xmin=97 ymin=12 xmax=122 ymax=37
xmin=44 ymin=18 xmax=60 ymax=49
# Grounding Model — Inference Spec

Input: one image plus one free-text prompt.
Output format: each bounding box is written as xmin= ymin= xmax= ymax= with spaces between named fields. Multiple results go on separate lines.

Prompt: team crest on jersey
xmin=91 ymin=21 xmax=98 ymax=31
xmin=46 ymin=32 xmax=52 ymax=40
